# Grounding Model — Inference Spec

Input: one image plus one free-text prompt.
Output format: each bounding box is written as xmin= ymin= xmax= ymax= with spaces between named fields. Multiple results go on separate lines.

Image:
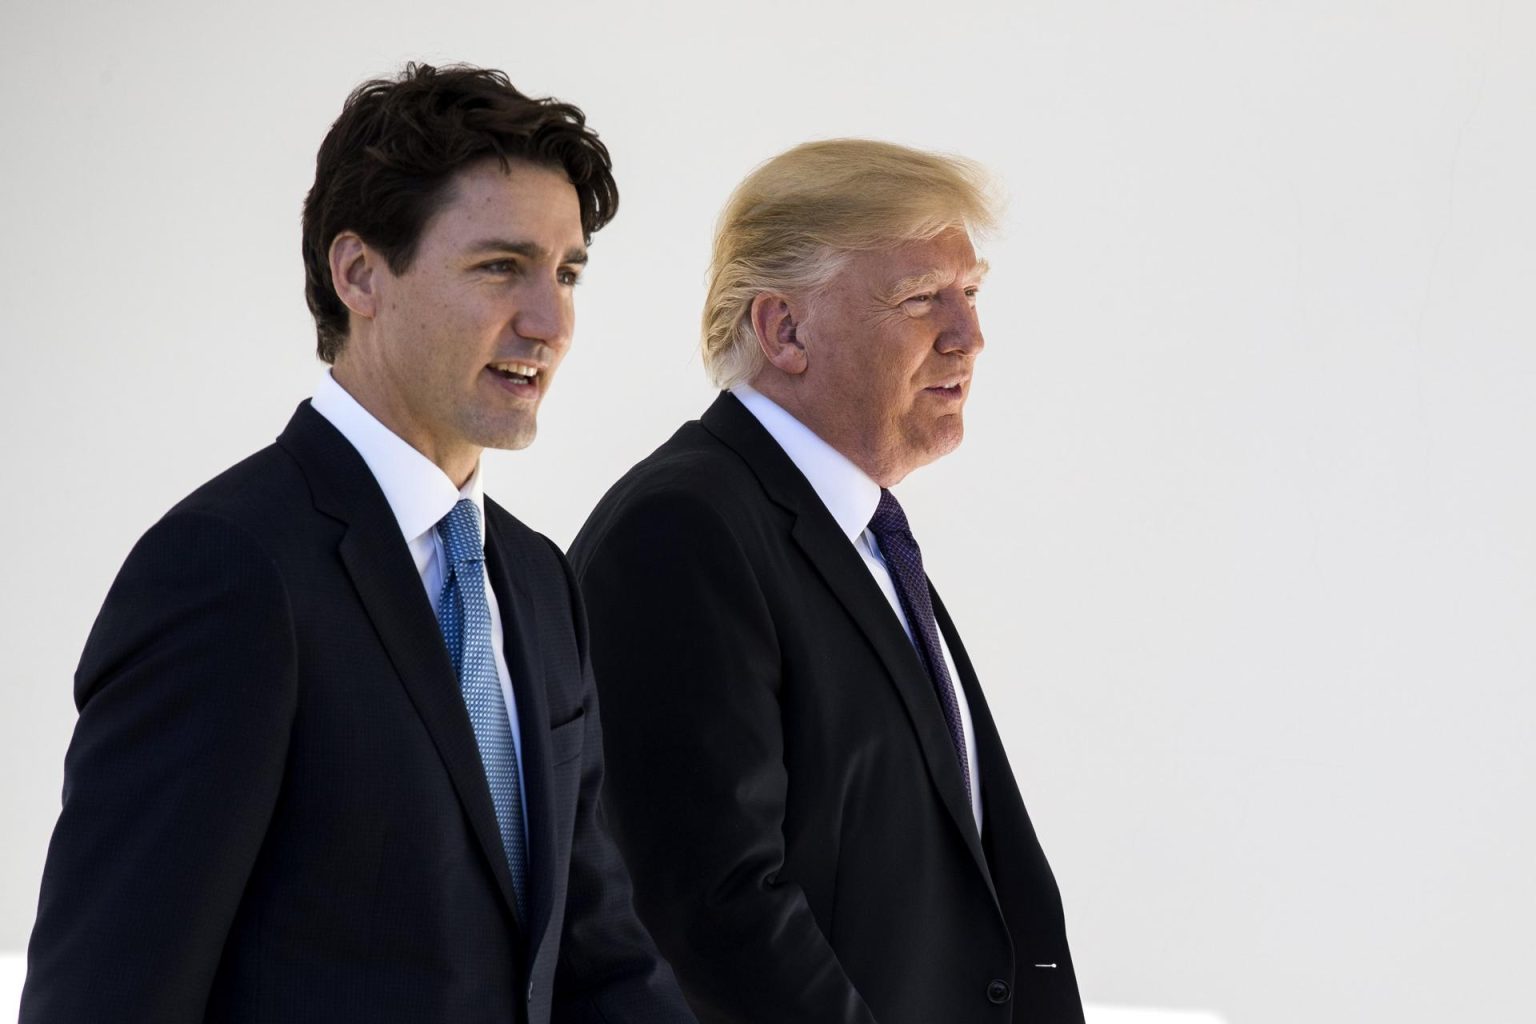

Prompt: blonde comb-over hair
xmin=701 ymin=138 xmax=1000 ymax=389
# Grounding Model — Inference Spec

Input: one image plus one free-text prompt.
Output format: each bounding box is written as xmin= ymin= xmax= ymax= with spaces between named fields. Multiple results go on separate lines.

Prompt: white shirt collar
xmin=731 ymin=384 xmax=881 ymax=544
xmin=310 ymin=369 xmax=484 ymax=545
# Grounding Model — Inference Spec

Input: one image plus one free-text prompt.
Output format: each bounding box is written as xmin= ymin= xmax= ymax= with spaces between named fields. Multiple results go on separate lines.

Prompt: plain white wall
xmin=2 ymin=2 xmax=1532 ymax=1021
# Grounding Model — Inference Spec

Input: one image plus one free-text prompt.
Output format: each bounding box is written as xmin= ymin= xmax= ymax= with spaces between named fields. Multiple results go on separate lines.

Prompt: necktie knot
xmin=868 ymin=488 xmax=913 ymax=543
xmin=437 ymin=499 xmax=483 ymax=571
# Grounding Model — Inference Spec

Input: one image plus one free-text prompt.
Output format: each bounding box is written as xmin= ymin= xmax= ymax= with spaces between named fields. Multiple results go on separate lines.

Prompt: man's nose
xmin=938 ymin=300 xmax=984 ymax=356
xmin=513 ymin=279 xmax=573 ymax=348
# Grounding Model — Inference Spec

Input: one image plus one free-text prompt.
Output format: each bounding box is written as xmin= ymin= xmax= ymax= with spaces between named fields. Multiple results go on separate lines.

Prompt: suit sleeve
xmin=570 ymin=492 xmax=880 ymax=1024
xmin=21 ymin=510 xmax=296 ymax=1024
xmin=545 ymin=540 xmax=698 ymax=1024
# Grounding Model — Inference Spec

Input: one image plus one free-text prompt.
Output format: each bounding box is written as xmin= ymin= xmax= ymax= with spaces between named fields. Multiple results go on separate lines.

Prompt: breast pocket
xmin=548 ymin=707 xmax=586 ymax=767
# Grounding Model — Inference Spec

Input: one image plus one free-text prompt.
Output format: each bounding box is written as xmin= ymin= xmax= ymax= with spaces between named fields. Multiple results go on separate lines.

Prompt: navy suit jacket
xmin=570 ymin=393 xmax=1085 ymax=1024
xmin=22 ymin=402 xmax=693 ymax=1024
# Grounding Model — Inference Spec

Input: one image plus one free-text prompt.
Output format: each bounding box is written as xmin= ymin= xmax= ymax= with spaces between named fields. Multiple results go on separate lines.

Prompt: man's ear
xmin=328 ymin=232 xmax=380 ymax=322
xmin=750 ymin=292 xmax=809 ymax=376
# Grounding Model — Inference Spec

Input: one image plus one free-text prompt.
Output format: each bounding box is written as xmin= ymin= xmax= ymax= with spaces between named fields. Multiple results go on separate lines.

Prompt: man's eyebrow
xmin=881 ymin=260 xmax=991 ymax=300
xmin=885 ymin=270 xmax=946 ymax=298
xmin=467 ymin=239 xmax=589 ymax=265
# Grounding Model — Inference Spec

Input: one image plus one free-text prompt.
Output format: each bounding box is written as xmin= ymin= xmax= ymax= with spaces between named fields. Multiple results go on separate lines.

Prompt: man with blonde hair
xmin=569 ymin=140 xmax=1084 ymax=1023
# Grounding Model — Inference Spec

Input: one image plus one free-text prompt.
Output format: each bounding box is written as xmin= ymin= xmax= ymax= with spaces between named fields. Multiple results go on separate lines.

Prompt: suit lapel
xmin=483 ymin=513 xmax=557 ymax=960
xmin=276 ymin=402 xmax=525 ymax=928
xmin=700 ymin=393 xmax=991 ymax=881
xmin=931 ymin=589 xmax=1004 ymax=904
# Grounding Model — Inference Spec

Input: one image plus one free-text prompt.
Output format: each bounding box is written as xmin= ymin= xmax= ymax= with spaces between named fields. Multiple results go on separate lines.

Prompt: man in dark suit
xmin=569 ymin=139 xmax=1085 ymax=1023
xmin=21 ymin=63 xmax=694 ymax=1024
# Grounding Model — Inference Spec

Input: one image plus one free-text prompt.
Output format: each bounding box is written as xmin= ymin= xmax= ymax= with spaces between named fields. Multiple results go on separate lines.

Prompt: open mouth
xmin=924 ymin=380 xmax=966 ymax=398
xmin=489 ymin=361 xmax=542 ymax=388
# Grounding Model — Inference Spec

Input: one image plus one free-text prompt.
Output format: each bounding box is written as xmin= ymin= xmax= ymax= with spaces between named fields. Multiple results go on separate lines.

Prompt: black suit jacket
xmin=22 ymin=403 xmax=694 ymax=1024
xmin=568 ymin=393 xmax=1084 ymax=1024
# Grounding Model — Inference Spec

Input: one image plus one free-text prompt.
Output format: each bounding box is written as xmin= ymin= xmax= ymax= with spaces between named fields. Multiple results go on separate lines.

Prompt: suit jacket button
xmin=987 ymin=979 xmax=1011 ymax=1004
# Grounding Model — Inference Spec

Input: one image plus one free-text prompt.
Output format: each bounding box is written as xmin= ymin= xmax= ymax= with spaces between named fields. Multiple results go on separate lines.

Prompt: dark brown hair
xmin=302 ymin=63 xmax=618 ymax=362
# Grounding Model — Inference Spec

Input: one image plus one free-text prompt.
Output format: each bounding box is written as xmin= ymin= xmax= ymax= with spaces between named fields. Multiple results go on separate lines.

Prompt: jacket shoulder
xmin=166 ymin=443 xmax=308 ymax=530
xmin=582 ymin=421 xmax=768 ymax=531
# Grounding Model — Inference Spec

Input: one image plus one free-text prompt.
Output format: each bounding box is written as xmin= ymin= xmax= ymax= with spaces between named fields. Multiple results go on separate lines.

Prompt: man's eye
xmin=905 ymin=294 xmax=934 ymax=306
xmin=482 ymin=259 xmax=519 ymax=274
xmin=558 ymin=269 xmax=582 ymax=286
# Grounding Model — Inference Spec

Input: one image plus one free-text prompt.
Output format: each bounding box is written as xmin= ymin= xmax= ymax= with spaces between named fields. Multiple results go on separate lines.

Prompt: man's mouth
xmin=923 ymin=376 xmax=967 ymax=397
xmin=488 ymin=361 xmax=542 ymax=387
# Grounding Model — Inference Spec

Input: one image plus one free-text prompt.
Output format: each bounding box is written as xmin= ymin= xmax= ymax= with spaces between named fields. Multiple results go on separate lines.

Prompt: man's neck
xmin=744 ymin=375 xmax=901 ymax=487
xmin=330 ymin=362 xmax=481 ymax=488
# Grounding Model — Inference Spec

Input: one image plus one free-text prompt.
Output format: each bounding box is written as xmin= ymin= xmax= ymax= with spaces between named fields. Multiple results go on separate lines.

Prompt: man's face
xmin=345 ymin=157 xmax=587 ymax=477
xmin=797 ymin=227 xmax=987 ymax=485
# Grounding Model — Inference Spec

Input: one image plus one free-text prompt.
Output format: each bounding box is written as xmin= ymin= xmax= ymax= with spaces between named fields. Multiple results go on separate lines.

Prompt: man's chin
xmin=916 ymin=418 xmax=965 ymax=462
xmin=880 ymin=427 xmax=964 ymax=486
xmin=476 ymin=419 xmax=539 ymax=452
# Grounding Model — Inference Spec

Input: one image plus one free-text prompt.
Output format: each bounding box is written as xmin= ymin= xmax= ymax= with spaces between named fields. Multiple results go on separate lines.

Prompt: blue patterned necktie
xmin=867 ymin=489 xmax=973 ymax=808
xmin=435 ymin=498 xmax=527 ymax=919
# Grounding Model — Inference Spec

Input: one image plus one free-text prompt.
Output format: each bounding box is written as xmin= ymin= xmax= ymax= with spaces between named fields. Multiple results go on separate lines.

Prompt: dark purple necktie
xmin=867 ymin=489 xmax=972 ymax=807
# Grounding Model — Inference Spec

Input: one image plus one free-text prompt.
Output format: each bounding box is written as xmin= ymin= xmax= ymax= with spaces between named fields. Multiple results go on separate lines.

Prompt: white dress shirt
xmin=311 ymin=370 xmax=528 ymax=834
xmin=732 ymin=384 xmax=983 ymax=831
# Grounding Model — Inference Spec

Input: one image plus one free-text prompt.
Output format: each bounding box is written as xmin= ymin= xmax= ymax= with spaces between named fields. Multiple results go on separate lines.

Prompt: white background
xmin=2 ymin=2 xmax=1532 ymax=1022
